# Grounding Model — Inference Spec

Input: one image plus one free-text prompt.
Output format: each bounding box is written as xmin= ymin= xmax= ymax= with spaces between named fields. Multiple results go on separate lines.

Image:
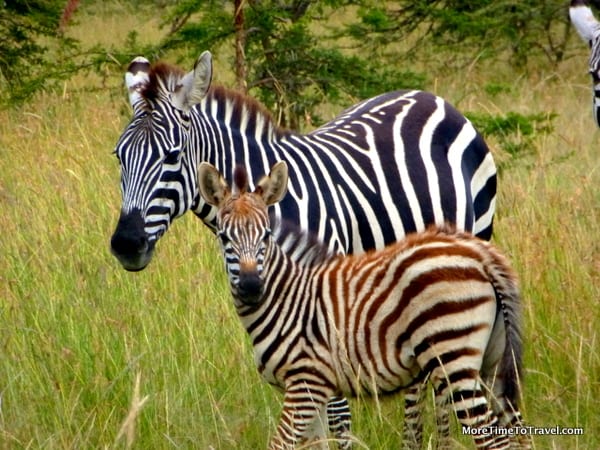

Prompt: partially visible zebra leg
xmin=269 ymin=379 xmax=336 ymax=450
xmin=401 ymin=383 xmax=426 ymax=449
xmin=434 ymin=390 xmax=452 ymax=450
xmin=402 ymin=376 xmax=453 ymax=449
xmin=326 ymin=396 xmax=353 ymax=449
xmin=300 ymin=396 xmax=352 ymax=449
xmin=488 ymin=379 xmax=532 ymax=449
xmin=304 ymin=400 xmax=330 ymax=449
xmin=437 ymin=379 xmax=511 ymax=450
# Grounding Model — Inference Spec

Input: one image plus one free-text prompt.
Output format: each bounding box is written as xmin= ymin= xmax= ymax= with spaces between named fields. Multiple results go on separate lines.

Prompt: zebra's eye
xmin=164 ymin=148 xmax=182 ymax=164
xmin=218 ymin=231 xmax=230 ymax=245
xmin=262 ymin=228 xmax=272 ymax=241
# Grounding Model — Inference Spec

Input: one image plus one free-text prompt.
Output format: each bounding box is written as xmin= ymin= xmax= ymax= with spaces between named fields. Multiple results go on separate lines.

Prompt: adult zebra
xmin=196 ymin=161 xmax=527 ymax=450
xmin=109 ymin=51 xmax=497 ymax=448
xmin=570 ymin=0 xmax=600 ymax=126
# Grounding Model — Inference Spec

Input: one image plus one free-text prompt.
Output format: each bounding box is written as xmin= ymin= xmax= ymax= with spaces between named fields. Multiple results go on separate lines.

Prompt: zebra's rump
xmin=320 ymin=230 xmax=500 ymax=396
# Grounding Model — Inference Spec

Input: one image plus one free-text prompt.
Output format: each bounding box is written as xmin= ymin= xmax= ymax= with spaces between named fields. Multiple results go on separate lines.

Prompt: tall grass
xmin=1 ymin=3 xmax=599 ymax=449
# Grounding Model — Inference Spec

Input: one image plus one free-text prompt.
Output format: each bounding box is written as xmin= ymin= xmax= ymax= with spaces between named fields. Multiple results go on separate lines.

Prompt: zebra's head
xmin=197 ymin=162 xmax=289 ymax=306
xmin=570 ymin=1 xmax=600 ymax=81
xmin=110 ymin=51 xmax=213 ymax=271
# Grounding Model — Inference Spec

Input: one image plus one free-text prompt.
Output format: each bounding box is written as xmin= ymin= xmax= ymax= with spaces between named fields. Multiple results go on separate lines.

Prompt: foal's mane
xmin=273 ymin=219 xmax=335 ymax=267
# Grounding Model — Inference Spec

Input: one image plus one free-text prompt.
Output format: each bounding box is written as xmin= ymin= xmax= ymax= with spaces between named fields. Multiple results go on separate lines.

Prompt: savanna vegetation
xmin=1 ymin=1 xmax=599 ymax=449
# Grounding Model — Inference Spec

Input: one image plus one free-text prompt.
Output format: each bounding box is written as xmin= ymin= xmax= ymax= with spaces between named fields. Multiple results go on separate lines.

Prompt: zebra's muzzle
xmin=110 ymin=209 xmax=155 ymax=271
xmin=237 ymin=270 xmax=264 ymax=305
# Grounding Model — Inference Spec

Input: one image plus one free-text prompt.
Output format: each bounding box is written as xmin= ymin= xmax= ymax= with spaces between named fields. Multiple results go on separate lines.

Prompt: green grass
xmin=1 ymin=3 xmax=599 ymax=449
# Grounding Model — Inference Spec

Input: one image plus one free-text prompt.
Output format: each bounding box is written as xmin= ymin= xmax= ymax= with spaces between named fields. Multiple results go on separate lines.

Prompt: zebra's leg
xmin=438 ymin=377 xmax=510 ymax=450
xmin=269 ymin=378 xmax=335 ymax=450
xmin=401 ymin=383 xmax=426 ymax=449
xmin=326 ymin=396 xmax=353 ymax=449
xmin=434 ymin=390 xmax=452 ymax=450
xmin=488 ymin=379 xmax=532 ymax=450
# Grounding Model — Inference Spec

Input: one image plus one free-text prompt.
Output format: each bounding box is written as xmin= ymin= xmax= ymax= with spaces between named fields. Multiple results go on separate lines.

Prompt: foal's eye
xmin=262 ymin=228 xmax=272 ymax=241
xmin=218 ymin=231 xmax=230 ymax=245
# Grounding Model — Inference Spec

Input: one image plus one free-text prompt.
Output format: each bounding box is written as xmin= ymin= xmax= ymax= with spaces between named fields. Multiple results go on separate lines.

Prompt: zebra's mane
xmin=273 ymin=223 xmax=482 ymax=269
xmin=204 ymin=85 xmax=290 ymax=139
xmin=272 ymin=218 xmax=335 ymax=267
xmin=140 ymin=62 xmax=186 ymax=103
xmin=136 ymin=61 xmax=288 ymax=143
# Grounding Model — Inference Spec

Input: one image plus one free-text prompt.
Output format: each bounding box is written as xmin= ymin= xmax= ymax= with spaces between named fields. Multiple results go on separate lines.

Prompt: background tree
xmin=0 ymin=0 xmax=573 ymax=125
xmin=0 ymin=0 xmax=80 ymax=105
xmin=347 ymin=0 xmax=571 ymax=68
xmin=157 ymin=0 xmax=424 ymax=128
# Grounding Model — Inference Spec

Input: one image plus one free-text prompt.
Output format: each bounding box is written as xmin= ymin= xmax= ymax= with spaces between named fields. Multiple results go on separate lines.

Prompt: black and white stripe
xmin=570 ymin=0 xmax=600 ymax=126
xmin=111 ymin=51 xmax=496 ymax=267
xmin=109 ymin=51 xmax=497 ymax=448
xmin=197 ymin=162 xmax=529 ymax=450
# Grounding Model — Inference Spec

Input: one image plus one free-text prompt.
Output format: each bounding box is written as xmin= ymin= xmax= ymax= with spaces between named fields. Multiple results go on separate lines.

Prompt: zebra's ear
xmin=197 ymin=162 xmax=230 ymax=207
xmin=125 ymin=56 xmax=151 ymax=110
xmin=570 ymin=1 xmax=600 ymax=44
xmin=174 ymin=51 xmax=213 ymax=111
xmin=257 ymin=161 xmax=288 ymax=206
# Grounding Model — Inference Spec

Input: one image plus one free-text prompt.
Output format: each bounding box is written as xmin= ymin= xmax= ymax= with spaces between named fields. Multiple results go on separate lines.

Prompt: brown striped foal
xmin=197 ymin=161 xmax=530 ymax=450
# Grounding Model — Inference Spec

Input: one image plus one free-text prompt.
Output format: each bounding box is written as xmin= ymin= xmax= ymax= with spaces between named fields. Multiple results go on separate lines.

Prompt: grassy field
xmin=1 ymin=2 xmax=599 ymax=449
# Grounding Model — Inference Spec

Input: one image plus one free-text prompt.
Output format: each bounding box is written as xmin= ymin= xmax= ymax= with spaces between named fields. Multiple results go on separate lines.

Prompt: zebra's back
xmin=199 ymin=87 xmax=496 ymax=254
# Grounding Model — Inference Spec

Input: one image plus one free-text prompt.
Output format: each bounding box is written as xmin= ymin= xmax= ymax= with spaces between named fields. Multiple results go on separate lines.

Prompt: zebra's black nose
xmin=238 ymin=270 xmax=264 ymax=305
xmin=110 ymin=210 xmax=153 ymax=271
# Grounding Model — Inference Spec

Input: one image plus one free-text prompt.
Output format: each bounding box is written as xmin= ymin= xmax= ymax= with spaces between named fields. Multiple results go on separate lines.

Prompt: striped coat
xmin=197 ymin=162 xmax=529 ymax=450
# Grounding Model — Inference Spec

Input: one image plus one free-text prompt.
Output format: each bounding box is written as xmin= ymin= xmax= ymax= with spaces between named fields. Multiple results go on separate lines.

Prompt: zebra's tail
xmin=478 ymin=240 xmax=524 ymax=407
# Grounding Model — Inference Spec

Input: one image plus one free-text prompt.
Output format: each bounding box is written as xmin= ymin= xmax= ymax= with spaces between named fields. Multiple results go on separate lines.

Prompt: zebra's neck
xmin=189 ymin=85 xmax=291 ymax=224
xmin=235 ymin=234 xmax=327 ymax=322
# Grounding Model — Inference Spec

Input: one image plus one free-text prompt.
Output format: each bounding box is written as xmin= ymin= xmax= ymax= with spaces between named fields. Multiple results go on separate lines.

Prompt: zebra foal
xmin=197 ymin=162 xmax=530 ymax=450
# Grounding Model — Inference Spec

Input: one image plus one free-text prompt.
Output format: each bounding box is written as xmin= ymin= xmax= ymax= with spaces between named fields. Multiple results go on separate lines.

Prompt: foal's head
xmin=197 ymin=162 xmax=288 ymax=305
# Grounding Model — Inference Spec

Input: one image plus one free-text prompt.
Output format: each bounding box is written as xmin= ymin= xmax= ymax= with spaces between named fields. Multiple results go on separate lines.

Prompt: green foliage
xmin=160 ymin=0 xmax=232 ymax=55
xmin=467 ymin=111 xmax=557 ymax=170
xmin=349 ymin=0 xmax=570 ymax=68
xmin=483 ymin=82 xmax=513 ymax=97
xmin=152 ymin=1 xmax=428 ymax=128
xmin=0 ymin=0 xmax=81 ymax=105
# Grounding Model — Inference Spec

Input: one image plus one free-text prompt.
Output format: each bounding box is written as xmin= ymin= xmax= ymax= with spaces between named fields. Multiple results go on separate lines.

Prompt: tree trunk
xmin=234 ymin=0 xmax=247 ymax=93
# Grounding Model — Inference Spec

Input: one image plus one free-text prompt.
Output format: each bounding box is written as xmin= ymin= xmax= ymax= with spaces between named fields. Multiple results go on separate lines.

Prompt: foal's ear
xmin=256 ymin=161 xmax=288 ymax=206
xmin=197 ymin=162 xmax=229 ymax=207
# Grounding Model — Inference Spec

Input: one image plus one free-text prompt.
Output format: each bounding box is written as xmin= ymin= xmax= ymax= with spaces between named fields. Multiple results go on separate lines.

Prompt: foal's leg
xmin=438 ymin=376 xmax=511 ymax=450
xmin=434 ymin=390 xmax=452 ymax=450
xmin=326 ymin=396 xmax=353 ymax=449
xmin=269 ymin=378 xmax=335 ymax=450
xmin=401 ymin=383 xmax=426 ymax=449
xmin=488 ymin=378 xmax=532 ymax=450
